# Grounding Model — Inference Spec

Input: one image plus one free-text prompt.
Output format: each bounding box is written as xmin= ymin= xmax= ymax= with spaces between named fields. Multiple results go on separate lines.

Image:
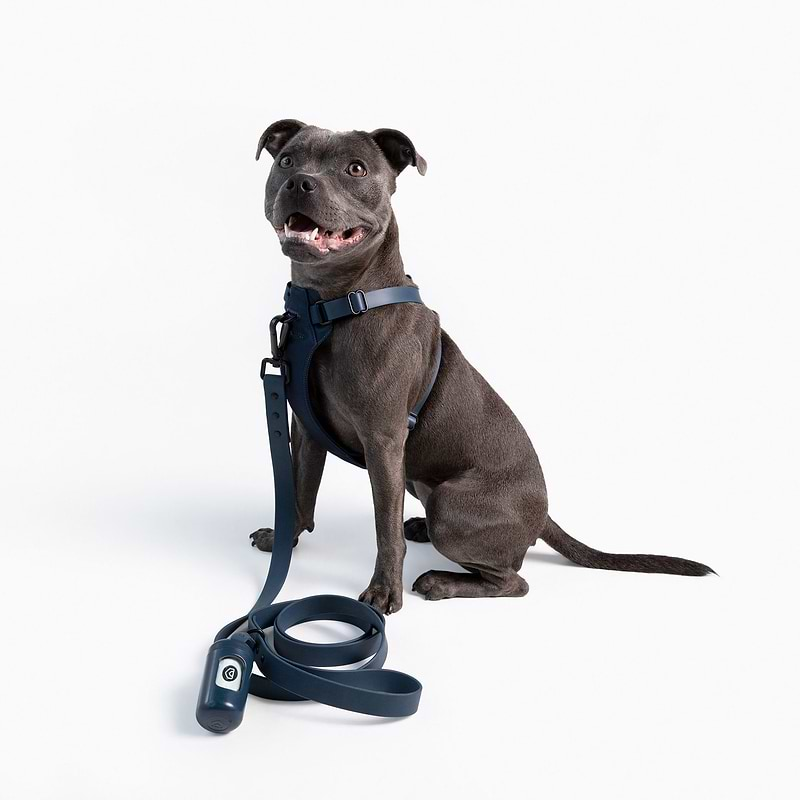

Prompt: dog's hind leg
xmin=413 ymin=567 xmax=529 ymax=600
xmin=404 ymin=517 xmax=430 ymax=542
xmin=404 ymin=480 xmax=432 ymax=542
xmin=412 ymin=470 xmax=545 ymax=600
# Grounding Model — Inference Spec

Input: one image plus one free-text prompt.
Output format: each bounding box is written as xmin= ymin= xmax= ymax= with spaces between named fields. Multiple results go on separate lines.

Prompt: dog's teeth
xmin=284 ymin=223 xmax=290 ymax=236
xmin=311 ymin=227 xmax=319 ymax=239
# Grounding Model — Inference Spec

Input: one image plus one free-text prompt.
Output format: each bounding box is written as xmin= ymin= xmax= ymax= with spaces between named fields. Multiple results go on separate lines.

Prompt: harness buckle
xmin=347 ymin=290 xmax=368 ymax=315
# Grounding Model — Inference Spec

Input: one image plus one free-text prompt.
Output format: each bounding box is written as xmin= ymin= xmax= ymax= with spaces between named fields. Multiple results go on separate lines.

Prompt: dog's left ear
xmin=370 ymin=128 xmax=427 ymax=176
xmin=256 ymin=119 xmax=307 ymax=161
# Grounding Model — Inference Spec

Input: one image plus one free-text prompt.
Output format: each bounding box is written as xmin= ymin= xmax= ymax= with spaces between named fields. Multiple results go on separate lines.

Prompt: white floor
xmin=2 ymin=3 xmax=799 ymax=798
xmin=4 ymin=419 xmax=797 ymax=799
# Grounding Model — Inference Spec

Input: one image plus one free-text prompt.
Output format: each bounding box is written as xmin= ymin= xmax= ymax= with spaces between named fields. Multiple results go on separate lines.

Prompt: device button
xmin=215 ymin=657 xmax=243 ymax=691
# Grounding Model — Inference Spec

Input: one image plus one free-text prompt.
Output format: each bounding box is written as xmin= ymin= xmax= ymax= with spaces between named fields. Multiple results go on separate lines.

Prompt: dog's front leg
xmin=291 ymin=415 xmax=328 ymax=536
xmin=251 ymin=416 xmax=327 ymax=551
xmin=359 ymin=433 xmax=407 ymax=614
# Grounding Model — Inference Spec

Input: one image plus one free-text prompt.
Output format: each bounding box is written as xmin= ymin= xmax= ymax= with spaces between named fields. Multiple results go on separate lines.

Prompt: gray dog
xmin=251 ymin=119 xmax=713 ymax=615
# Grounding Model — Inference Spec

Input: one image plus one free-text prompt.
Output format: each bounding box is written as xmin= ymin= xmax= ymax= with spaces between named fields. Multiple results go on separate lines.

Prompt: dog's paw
xmin=403 ymin=516 xmax=430 ymax=543
xmin=412 ymin=570 xmax=452 ymax=601
xmin=249 ymin=528 xmax=299 ymax=552
xmin=359 ymin=581 xmax=403 ymax=615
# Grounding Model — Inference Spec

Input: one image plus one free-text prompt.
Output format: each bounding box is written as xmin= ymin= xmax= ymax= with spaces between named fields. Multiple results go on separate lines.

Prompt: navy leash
xmin=196 ymin=285 xmax=436 ymax=732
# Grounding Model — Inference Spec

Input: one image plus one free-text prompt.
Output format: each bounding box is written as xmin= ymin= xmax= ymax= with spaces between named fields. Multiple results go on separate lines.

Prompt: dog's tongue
xmin=286 ymin=213 xmax=317 ymax=232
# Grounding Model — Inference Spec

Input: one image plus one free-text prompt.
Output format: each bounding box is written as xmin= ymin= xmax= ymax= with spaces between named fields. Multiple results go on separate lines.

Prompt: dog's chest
xmin=306 ymin=318 xmax=412 ymax=447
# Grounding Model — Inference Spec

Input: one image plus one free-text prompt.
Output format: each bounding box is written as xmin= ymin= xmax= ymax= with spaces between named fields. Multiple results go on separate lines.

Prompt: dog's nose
xmin=284 ymin=173 xmax=317 ymax=194
xmin=299 ymin=174 xmax=317 ymax=193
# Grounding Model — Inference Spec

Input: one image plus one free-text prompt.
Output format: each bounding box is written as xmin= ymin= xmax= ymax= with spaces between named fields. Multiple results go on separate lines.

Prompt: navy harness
xmin=196 ymin=282 xmax=440 ymax=733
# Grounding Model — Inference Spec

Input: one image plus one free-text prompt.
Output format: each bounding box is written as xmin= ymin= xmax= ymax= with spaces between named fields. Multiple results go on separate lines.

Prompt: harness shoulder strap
xmin=408 ymin=335 xmax=441 ymax=430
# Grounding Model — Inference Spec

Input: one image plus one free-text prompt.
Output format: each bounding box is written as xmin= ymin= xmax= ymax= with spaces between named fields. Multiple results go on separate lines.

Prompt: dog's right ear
xmin=256 ymin=119 xmax=307 ymax=161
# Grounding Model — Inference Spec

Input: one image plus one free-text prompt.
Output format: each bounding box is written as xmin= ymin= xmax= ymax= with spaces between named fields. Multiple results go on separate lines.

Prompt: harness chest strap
xmin=278 ymin=282 xmax=441 ymax=465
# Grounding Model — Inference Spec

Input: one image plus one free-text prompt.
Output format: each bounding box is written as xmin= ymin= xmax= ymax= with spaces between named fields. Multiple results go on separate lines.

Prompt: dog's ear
xmin=369 ymin=128 xmax=427 ymax=176
xmin=256 ymin=119 xmax=307 ymax=161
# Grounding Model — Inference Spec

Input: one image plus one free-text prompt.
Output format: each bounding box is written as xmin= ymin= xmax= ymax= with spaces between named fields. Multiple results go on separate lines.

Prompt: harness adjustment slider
xmin=347 ymin=290 xmax=368 ymax=315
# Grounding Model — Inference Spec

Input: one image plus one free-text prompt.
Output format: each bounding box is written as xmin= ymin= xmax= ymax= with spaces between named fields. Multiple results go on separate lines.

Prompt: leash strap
xmin=197 ymin=285 xmax=437 ymax=731
xmin=197 ymin=317 xmax=423 ymax=731
xmin=248 ymin=370 xmax=421 ymax=715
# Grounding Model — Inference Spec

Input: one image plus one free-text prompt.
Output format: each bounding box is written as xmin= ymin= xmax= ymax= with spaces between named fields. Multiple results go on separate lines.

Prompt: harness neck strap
xmin=310 ymin=286 xmax=423 ymax=325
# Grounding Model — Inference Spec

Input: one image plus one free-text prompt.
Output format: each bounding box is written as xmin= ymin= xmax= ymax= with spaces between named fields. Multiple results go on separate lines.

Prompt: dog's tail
xmin=540 ymin=516 xmax=715 ymax=576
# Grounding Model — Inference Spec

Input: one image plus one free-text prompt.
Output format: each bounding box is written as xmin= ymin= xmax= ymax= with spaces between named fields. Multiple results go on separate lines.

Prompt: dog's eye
xmin=346 ymin=161 xmax=367 ymax=177
xmin=279 ymin=155 xmax=293 ymax=168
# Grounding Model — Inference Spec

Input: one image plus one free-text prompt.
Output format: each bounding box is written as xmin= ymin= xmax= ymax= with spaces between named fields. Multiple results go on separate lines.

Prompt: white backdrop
xmin=1 ymin=2 xmax=798 ymax=798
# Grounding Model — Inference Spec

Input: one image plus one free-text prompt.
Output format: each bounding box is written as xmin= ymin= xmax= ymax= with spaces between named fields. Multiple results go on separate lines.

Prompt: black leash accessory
xmin=196 ymin=284 xmax=438 ymax=732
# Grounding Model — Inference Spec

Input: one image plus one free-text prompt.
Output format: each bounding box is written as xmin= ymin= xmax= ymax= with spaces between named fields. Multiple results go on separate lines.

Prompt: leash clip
xmin=260 ymin=311 xmax=296 ymax=379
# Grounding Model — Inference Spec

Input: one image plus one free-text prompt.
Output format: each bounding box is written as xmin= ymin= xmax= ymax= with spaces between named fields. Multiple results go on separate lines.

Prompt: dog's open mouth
xmin=276 ymin=213 xmax=367 ymax=254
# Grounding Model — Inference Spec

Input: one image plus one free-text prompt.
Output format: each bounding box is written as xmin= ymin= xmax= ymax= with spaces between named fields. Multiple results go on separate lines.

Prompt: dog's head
xmin=257 ymin=120 xmax=425 ymax=264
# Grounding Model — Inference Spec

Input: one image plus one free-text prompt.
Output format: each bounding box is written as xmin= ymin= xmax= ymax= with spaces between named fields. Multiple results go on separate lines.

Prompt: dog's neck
xmin=289 ymin=212 xmax=412 ymax=299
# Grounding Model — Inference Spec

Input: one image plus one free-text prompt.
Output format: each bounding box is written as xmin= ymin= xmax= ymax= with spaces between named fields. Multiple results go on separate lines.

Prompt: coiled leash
xmin=196 ymin=282 xmax=440 ymax=733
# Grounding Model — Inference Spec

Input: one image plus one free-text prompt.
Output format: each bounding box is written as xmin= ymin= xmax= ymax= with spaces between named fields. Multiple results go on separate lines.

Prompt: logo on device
xmin=222 ymin=664 xmax=238 ymax=682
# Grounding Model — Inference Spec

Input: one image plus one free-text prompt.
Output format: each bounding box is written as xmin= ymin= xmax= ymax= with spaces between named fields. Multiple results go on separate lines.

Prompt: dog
xmin=250 ymin=119 xmax=713 ymax=614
